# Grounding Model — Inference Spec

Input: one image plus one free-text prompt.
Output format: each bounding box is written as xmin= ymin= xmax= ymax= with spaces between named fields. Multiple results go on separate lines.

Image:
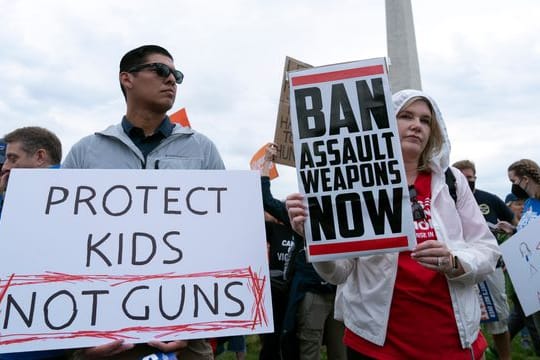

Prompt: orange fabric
xmin=170 ymin=108 xmax=191 ymax=128
xmin=250 ymin=143 xmax=279 ymax=179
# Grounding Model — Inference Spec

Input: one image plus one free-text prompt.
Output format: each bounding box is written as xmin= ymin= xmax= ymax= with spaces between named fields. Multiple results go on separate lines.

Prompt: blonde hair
xmin=398 ymin=97 xmax=443 ymax=172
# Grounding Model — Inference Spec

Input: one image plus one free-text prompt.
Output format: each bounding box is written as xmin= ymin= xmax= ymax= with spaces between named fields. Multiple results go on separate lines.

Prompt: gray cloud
xmin=0 ymin=0 xmax=538 ymax=201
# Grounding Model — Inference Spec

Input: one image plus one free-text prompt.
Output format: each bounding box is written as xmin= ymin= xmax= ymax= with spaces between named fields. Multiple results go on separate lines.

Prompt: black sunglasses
xmin=127 ymin=62 xmax=184 ymax=84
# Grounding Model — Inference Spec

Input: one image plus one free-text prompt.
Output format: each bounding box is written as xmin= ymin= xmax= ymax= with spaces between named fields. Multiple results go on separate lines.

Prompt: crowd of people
xmin=0 ymin=44 xmax=539 ymax=360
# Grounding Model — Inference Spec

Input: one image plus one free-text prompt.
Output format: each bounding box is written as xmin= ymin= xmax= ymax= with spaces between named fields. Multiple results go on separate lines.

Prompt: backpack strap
xmin=445 ymin=167 xmax=457 ymax=204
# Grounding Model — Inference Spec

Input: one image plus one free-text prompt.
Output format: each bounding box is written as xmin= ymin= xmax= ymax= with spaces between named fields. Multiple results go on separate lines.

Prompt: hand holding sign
xmin=285 ymin=193 xmax=307 ymax=237
xmin=0 ymin=169 xmax=272 ymax=354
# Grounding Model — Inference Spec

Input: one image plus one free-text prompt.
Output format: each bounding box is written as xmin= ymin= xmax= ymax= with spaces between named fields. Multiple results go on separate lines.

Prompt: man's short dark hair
xmin=4 ymin=127 xmax=62 ymax=165
xmin=119 ymin=45 xmax=174 ymax=98
xmin=452 ymin=160 xmax=476 ymax=175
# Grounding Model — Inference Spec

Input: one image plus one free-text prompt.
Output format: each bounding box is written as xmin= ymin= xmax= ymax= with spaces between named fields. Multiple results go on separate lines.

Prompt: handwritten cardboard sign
xmin=273 ymin=56 xmax=312 ymax=167
xmin=288 ymin=58 xmax=416 ymax=261
xmin=0 ymin=169 xmax=272 ymax=353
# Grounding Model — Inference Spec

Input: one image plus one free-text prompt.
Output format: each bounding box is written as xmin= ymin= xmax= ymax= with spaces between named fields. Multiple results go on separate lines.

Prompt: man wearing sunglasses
xmin=63 ymin=45 xmax=224 ymax=359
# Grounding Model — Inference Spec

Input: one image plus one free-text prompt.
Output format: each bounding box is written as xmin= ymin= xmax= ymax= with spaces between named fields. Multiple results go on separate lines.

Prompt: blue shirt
xmin=121 ymin=116 xmax=174 ymax=158
xmin=517 ymin=197 xmax=540 ymax=231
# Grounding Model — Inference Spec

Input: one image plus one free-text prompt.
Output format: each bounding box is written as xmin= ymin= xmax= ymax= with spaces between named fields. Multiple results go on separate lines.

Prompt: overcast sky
xmin=1 ymin=0 xmax=538 ymax=200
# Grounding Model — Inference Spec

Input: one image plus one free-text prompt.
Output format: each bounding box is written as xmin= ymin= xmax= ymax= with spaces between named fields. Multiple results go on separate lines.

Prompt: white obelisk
xmin=385 ymin=0 xmax=422 ymax=92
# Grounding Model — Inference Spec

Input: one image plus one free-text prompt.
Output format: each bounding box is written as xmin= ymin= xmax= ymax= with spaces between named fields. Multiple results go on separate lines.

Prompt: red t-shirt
xmin=344 ymin=172 xmax=487 ymax=359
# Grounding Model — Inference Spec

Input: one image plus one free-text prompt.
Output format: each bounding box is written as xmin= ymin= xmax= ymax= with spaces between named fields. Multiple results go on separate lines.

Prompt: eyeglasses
xmin=127 ymin=62 xmax=184 ymax=84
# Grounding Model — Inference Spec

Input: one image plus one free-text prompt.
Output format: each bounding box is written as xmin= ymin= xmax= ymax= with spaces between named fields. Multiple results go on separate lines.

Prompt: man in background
xmin=0 ymin=127 xmax=61 ymax=219
xmin=453 ymin=160 xmax=514 ymax=360
xmin=259 ymin=143 xmax=345 ymax=360
xmin=0 ymin=126 xmax=64 ymax=360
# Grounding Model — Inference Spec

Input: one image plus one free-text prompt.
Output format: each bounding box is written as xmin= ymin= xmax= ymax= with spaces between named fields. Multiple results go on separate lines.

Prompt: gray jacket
xmin=63 ymin=123 xmax=225 ymax=170
xmin=61 ymin=122 xmax=222 ymax=358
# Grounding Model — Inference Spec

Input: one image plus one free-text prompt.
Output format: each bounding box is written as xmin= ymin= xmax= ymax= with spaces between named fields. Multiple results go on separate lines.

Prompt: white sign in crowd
xmin=288 ymin=58 xmax=416 ymax=262
xmin=501 ymin=220 xmax=540 ymax=316
xmin=0 ymin=169 xmax=272 ymax=353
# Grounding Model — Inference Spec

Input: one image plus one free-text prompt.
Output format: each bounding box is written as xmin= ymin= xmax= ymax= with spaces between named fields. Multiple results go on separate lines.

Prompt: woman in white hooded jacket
xmin=286 ymin=89 xmax=500 ymax=359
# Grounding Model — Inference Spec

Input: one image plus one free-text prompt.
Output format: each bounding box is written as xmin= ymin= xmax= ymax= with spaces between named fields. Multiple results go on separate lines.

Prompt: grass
xmin=215 ymin=335 xmax=329 ymax=359
xmin=483 ymin=327 xmax=539 ymax=360
xmin=214 ymin=335 xmax=259 ymax=360
xmin=215 ymin=332 xmax=538 ymax=360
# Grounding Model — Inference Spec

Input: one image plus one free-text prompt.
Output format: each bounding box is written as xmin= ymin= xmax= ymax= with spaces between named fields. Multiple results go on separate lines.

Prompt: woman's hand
xmin=285 ymin=193 xmax=307 ymax=237
xmin=411 ymin=240 xmax=463 ymax=276
xmin=496 ymin=220 xmax=516 ymax=235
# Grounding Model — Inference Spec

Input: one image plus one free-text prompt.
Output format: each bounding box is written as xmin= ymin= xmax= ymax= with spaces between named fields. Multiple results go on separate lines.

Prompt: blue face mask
xmin=511 ymin=183 xmax=529 ymax=200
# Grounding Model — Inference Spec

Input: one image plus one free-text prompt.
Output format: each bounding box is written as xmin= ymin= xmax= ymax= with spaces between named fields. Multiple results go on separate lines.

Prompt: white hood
xmin=392 ymin=89 xmax=451 ymax=172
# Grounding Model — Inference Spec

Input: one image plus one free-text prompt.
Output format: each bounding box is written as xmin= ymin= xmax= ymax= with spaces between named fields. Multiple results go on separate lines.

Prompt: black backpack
xmin=445 ymin=167 xmax=457 ymax=203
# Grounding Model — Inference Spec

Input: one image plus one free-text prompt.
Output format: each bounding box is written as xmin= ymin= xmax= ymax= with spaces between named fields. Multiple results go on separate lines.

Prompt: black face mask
xmin=468 ymin=181 xmax=475 ymax=192
xmin=511 ymin=183 xmax=529 ymax=199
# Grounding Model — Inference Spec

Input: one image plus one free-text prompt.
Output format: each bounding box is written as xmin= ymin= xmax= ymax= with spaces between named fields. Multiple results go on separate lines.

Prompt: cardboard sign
xmin=0 ymin=169 xmax=272 ymax=353
xmin=273 ymin=56 xmax=312 ymax=167
xmin=500 ymin=218 xmax=540 ymax=316
xmin=288 ymin=58 xmax=416 ymax=261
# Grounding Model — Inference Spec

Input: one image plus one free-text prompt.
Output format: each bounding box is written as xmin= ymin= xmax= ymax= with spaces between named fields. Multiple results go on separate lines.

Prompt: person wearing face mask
xmin=452 ymin=160 xmax=514 ymax=360
xmin=452 ymin=160 xmax=514 ymax=232
xmin=497 ymin=159 xmax=540 ymax=342
xmin=497 ymin=159 xmax=540 ymax=234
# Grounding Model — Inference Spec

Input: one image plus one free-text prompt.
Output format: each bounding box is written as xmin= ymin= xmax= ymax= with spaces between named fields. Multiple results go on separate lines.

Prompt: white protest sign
xmin=500 ymin=218 xmax=540 ymax=316
xmin=0 ymin=169 xmax=272 ymax=353
xmin=288 ymin=58 xmax=416 ymax=261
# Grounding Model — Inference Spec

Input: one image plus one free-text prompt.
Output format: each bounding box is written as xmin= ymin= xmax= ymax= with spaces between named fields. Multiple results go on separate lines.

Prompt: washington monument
xmin=386 ymin=0 xmax=422 ymax=92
